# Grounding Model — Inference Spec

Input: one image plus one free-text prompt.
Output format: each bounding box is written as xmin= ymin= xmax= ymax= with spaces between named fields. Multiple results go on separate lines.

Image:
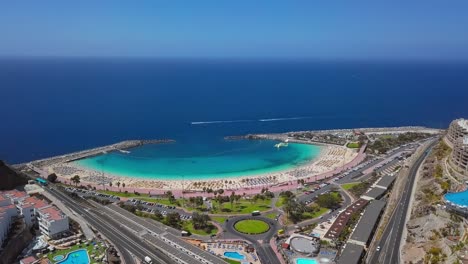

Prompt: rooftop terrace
xmin=38 ymin=206 xmax=66 ymax=221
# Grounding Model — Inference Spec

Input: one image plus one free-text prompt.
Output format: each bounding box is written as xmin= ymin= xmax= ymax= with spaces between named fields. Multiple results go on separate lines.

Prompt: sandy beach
xmin=41 ymin=144 xmax=358 ymax=193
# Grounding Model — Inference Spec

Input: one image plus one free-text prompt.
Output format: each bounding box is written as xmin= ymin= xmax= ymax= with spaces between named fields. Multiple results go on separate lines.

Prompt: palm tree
xmin=71 ymin=175 xmax=80 ymax=187
xmin=230 ymin=191 xmax=236 ymax=209
xmin=122 ymin=182 xmax=126 ymax=189
xmin=116 ymin=181 xmax=121 ymax=191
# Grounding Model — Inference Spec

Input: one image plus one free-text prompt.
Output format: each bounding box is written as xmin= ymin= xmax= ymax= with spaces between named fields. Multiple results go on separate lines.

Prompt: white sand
xmin=44 ymin=145 xmax=357 ymax=191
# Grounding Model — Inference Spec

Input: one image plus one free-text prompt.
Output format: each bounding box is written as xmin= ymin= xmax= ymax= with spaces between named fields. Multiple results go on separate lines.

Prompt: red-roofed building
xmin=20 ymin=256 xmax=38 ymax=264
xmin=17 ymin=196 xmax=49 ymax=227
xmin=1 ymin=190 xmax=69 ymax=239
xmin=37 ymin=206 xmax=69 ymax=238
xmin=323 ymin=199 xmax=369 ymax=242
xmin=3 ymin=190 xmax=28 ymax=203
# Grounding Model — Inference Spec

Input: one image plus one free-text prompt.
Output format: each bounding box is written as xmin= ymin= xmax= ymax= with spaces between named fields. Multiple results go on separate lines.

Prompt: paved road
xmin=46 ymin=186 xmax=176 ymax=264
xmin=368 ymin=140 xmax=436 ymax=264
xmin=224 ymin=215 xmax=281 ymax=264
xmin=102 ymin=203 xmax=227 ymax=264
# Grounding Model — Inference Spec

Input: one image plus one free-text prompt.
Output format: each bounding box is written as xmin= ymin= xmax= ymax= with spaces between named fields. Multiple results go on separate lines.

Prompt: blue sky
xmin=1 ymin=1 xmax=468 ymax=59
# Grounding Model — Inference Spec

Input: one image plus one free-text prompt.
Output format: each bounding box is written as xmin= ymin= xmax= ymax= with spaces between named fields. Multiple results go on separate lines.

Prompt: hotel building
xmin=447 ymin=119 xmax=468 ymax=145
xmin=450 ymin=136 xmax=468 ymax=176
xmin=17 ymin=196 xmax=49 ymax=227
xmin=0 ymin=190 xmax=69 ymax=244
xmin=37 ymin=205 xmax=69 ymax=239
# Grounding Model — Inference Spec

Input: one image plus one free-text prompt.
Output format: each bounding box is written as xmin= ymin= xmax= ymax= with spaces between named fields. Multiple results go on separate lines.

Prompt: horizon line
xmin=1 ymin=55 xmax=468 ymax=63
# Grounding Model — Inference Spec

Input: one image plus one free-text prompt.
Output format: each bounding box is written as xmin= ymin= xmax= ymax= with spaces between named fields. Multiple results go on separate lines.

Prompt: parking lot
xmin=63 ymin=187 xmax=193 ymax=220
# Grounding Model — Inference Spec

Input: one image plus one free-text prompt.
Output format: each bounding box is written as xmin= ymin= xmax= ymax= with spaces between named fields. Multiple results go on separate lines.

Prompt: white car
xmin=376 ymin=246 xmax=381 ymax=251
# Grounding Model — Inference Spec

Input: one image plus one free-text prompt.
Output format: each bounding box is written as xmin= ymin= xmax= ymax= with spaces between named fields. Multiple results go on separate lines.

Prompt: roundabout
xmin=223 ymin=215 xmax=280 ymax=263
xmin=234 ymin=219 xmax=270 ymax=235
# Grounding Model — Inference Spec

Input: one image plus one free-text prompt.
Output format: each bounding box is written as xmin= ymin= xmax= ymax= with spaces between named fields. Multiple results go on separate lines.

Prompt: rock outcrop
xmin=0 ymin=160 xmax=28 ymax=190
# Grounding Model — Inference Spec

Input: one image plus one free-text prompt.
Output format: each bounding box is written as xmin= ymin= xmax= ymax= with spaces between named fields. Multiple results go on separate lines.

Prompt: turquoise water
xmin=296 ymin=258 xmax=318 ymax=264
xmin=53 ymin=255 xmax=65 ymax=261
xmin=75 ymin=140 xmax=321 ymax=180
xmin=445 ymin=190 xmax=468 ymax=206
xmin=224 ymin=251 xmax=246 ymax=260
xmin=56 ymin=249 xmax=90 ymax=264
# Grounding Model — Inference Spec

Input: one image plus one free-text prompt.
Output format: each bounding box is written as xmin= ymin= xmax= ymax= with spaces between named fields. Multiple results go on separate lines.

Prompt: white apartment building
xmin=37 ymin=206 xmax=69 ymax=239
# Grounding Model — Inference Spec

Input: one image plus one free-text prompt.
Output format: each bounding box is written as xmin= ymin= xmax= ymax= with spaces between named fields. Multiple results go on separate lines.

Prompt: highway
xmin=46 ymin=186 xmax=177 ymax=264
xmin=368 ymin=140 xmax=436 ymax=264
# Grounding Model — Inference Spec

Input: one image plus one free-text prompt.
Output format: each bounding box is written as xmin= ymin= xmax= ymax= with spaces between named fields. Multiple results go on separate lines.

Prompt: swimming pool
xmin=296 ymin=258 xmax=318 ymax=264
xmin=53 ymin=255 xmax=65 ymax=261
xmin=56 ymin=249 xmax=90 ymax=264
xmin=224 ymin=251 xmax=246 ymax=260
xmin=445 ymin=190 xmax=468 ymax=206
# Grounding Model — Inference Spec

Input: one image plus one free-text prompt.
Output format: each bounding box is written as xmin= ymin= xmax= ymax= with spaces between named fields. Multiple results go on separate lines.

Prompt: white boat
xmin=275 ymin=142 xmax=289 ymax=148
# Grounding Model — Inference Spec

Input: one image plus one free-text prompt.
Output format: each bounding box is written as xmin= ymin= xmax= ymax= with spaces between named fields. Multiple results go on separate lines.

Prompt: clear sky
xmin=1 ymin=1 xmax=468 ymax=60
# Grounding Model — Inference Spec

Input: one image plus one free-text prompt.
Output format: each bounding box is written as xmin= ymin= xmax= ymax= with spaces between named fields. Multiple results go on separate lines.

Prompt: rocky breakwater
xmin=224 ymin=134 xmax=269 ymax=140
xmin=30 ymin=139 xmax=175 ymax=167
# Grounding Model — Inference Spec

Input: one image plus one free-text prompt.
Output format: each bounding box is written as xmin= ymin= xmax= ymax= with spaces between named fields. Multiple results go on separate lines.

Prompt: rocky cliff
xmin=0 ymin=160 xmax=28 ymax=190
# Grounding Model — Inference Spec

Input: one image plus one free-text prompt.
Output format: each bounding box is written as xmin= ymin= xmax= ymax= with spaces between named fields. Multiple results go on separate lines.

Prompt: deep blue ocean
xmin=1 ymin=58 xmax=468 ymax=164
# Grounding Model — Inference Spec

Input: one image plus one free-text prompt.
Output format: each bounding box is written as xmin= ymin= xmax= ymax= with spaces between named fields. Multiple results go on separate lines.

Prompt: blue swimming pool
xmin=224 ymin=251 xmax=246 ymax=260
xmin=56 ymin=249 xmax=90 ymax=264
xmin=296 ymin=258 xmax=318 ymax=264
xmin=445 ymin=190 xmax=468 ymax=206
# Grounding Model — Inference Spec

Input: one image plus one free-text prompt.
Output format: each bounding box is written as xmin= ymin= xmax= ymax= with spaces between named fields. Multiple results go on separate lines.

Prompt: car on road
xmin=376 ymin=246 xmax=381 ymax=251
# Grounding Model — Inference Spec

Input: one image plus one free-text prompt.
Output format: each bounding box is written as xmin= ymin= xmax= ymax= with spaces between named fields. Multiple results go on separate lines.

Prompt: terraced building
xmin=447 ymin=118 xmax=468 ymax=145
xmin=450 ymin=136 xmax=468 ymax=176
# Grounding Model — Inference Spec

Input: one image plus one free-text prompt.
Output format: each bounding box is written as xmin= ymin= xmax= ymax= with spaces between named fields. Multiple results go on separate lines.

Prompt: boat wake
xmin=259 ymin=116 xmax=312 ymax=122
xmin=191 ymin=120 xmax=254 ymax=125
xmin=191 ymin=116 xmax=312 ymax=125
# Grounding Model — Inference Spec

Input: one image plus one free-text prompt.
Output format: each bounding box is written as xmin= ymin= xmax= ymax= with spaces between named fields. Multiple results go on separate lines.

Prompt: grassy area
xmin=46 ymin=242 xmax=106 ymax=263
xmin=98 ymin=189 xmax=151 ymax=197
xmin=182 ymin=222 xmax=218 ymax=236
xmin=341 ymin=182 xmax=361 ymax=190
xmin=347 ymin=142 xmax=361 ymax=148
xmin=330 ymin=191 xmax=341 ymax=199
xmin=303 ymin=207 xmax=329 ymax=219
xmin=214 ymin=199 xmax=271 ymax=214
xmin=211 ymin=216 xmax=227 ymax=224
xmin=234 ymin=219 xmax=270 ymax=234
xmin=348 ymin=181 xmax=371 ymax=197
xmin=223 ymin=259 xmax=241 ymax=264
xmin=146 ymin=197 xmax=185 ymax=206
xmin=275 ymin=197 xmax=287 ymax=208
xmin=265 ymin=212 xmax=277 ymax=219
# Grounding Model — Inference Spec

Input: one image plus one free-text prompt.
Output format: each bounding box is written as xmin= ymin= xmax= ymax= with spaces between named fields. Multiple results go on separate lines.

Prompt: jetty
xmin=28 ymin=139 xmax=175 ymax=167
